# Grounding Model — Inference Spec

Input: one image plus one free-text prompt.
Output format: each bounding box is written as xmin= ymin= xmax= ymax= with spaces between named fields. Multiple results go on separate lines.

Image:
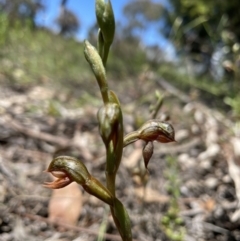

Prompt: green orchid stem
xmin=105 ymin=140 xmax=118 ymax=196
xmin=102 ymin=97 xmax=131 ymax=240
xmin=106 ymin=170 xmax=116 ymax=196
xmin=123 ymin=131 xmax=139 ymax=147
xmin=104 ymin=92 xmax=124 ymax=196
xmin=105 ymin=142 xmax=123 ymax=196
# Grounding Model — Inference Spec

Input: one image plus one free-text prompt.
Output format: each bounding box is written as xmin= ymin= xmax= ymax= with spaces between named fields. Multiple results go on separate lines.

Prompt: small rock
xmin=222 ymin=174 xmax=232 ymax=183
xmin=205 ymin=177 xmax=218 ymax=189
xmin=175 ymin=129 xmax=189 ymax=141
xmin=207 ymin=143 xmax=220 ymax=156
xmin=191 ymin=124 xmax=201 ymax=134
xmin=206 ymin=130 xmax=218 ymax=145
xmin=194 ymin=110 xmax=205 ymax=124
xmin=198 ymin=143 xmax=220 ymax=161
xmin=178 ymin=153 xmax=190 ymax=162
xmin=178 ymin=153 xmax=196 ymax=169
xmin=230 ymin=209 xmax=240 ymax=222
xmin=180 ymin=185 xmax=189 ymax=196
xmin=213 ymin=206 xmax=224 ymax=219
xmin=199 ymin=159 xmax=212 ymax=171
xmin=183 ymin=103 xmax=194 ymax=113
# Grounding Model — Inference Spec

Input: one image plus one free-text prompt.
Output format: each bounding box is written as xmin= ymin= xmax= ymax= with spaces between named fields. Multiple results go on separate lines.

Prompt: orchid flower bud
xmin=95 ymin=0 xmax=115 ymax=46
xmin=44 ymin=156 xmax=113 ymax=206
xmin=84 ymin=40 xmax=109 ymax=104
xmin=97 ymin=102 xmax=121 ymax=147
xmin=95 ymin=0 xmax=115 ymax=66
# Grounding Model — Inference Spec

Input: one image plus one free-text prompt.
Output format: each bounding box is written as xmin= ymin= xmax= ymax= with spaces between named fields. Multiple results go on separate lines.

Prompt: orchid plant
xmin=43 ymin=1 xmax=175 ymax=240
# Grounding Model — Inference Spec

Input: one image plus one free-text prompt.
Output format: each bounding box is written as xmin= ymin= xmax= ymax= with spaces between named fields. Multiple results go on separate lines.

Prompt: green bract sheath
xmin=111 ymin=198 xmax=132 ymax=241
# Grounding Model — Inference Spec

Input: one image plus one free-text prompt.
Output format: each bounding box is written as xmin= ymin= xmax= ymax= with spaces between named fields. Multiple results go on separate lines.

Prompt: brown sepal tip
xmin=43 ymin=170 xmax=72 ymax=189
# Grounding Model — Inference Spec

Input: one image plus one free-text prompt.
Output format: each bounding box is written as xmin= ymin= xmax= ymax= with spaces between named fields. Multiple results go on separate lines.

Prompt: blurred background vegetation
xmin=0 ymin=0 xmax=239 ymax=115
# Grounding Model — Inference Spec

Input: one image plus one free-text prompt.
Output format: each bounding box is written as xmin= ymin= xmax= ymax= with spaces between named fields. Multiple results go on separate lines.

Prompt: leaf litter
xmin=0 ymin=77 xmax=240 ymax=241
